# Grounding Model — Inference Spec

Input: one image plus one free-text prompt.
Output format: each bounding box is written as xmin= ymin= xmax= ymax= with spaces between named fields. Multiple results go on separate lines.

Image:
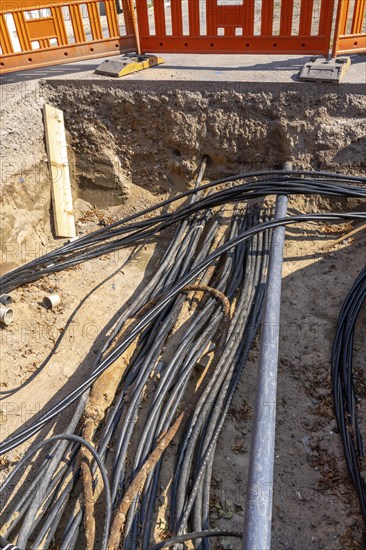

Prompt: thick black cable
xmin=1 ymin=172 xmax=365 ymax=294
xmin=331 ymin=266 xmax=366 ymax=524
xmin=148 ymin=529 xmax=241 ymax=550
xmin=0 ymin=435 xmax=111 ymax=550
xmin=1 ymin=212 xmax=366 ymax=455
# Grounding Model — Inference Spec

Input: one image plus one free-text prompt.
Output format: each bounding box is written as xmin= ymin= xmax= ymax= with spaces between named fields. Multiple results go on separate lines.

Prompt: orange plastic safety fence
xmin=0 ymin=0 xmax=137 ymax=74
xmin=333 ymin=0 xmax=366 ymax=55
xmin=135 ymin=0 xmax=335 ymax=56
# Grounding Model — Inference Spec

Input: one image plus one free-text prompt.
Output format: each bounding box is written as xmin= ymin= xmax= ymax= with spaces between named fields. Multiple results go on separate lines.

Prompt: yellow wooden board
xmin=44 ymin=103 xmax=76 ymax=238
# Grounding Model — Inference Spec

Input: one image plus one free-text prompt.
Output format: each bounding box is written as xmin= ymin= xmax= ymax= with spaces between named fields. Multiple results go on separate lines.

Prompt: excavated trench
xmin=0 ymin=80 xmax=365 ymax=549
xmin=1 ymin=81 xmax=366 ymax=269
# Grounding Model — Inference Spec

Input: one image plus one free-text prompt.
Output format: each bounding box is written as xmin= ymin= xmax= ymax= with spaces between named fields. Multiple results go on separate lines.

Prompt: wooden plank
xmin=44 ymin=103 xmax=76 ymax=238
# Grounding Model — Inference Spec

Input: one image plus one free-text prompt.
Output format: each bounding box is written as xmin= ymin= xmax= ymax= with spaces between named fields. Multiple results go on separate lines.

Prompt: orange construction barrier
xmin=1 ymin=1 xmax=365 ymax=75
xmin=0 ymin=0 xmax=137 ymax=73
xmin=332 ymin=0 xmax=366 ymax=56
xmin=135 ymin=0 xmax=336 ymax=56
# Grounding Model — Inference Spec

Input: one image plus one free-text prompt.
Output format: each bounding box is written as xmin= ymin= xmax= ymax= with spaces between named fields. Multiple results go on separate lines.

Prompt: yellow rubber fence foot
xmin=95 ymin=53 xmax=165 ymax=78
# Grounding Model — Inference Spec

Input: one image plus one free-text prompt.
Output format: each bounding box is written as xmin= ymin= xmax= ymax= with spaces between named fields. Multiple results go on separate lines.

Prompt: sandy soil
xmin=0 ymin=80 xmax=365 ymax=549
xmin=212 ymin=211 xmax=366 ymax=550
xmin=1 ymin=195 xmax=365 ymax=550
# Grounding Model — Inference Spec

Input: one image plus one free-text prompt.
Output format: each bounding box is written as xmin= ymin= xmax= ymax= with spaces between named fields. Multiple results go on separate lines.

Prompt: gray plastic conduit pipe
xmin=242 ymin=163 xmax=291 ymax=550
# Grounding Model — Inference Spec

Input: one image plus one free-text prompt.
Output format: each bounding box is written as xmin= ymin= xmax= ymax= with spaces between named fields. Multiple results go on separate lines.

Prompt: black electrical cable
xmin=1 ymin=162 xmax=213 ymax=547
xmin=0 ymin=536 xmax=21 ymax=550
xmin=0 ymin=435 xmax=111 ymax=550
xmin=137 ymin=209 xmax=266 ymax=548
xmin=48 ymin=161 xmax=213 ymax=544
xmin=1 ymin=167 xmax=365 ymax=549
xmin=1 ymin=211 xmax=366 ymax=456
xmin=126 ymin=208 xmax=247 ymax=549
xmin=331 ymin=266 xmax=366 ymax=525
xmin=148 ymin=529 xmax=241 ymax=550
xmin=124 ymin=314 xmax=224 ymax=548
xmin=1 ymin=393 xmax=88 ymax=541
xmin=0 ymin=245 xmax=142 ymax=397
xmin=131 ymin=208 xmax=253 ymax=549
xmin=98 ymin=204 xmax=252 ymax=548
xmin=173 ymin=228 xmax=265 ymax=535
xmin=200 ymin=229 xmax=270 ymax=550
xmin=192 ymin=218 xmax=270 ymax=543
xmin=170 ymin=227 xmax=259 ymax=528
xmin=1 ymin=171 xmax=365 ymax=294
